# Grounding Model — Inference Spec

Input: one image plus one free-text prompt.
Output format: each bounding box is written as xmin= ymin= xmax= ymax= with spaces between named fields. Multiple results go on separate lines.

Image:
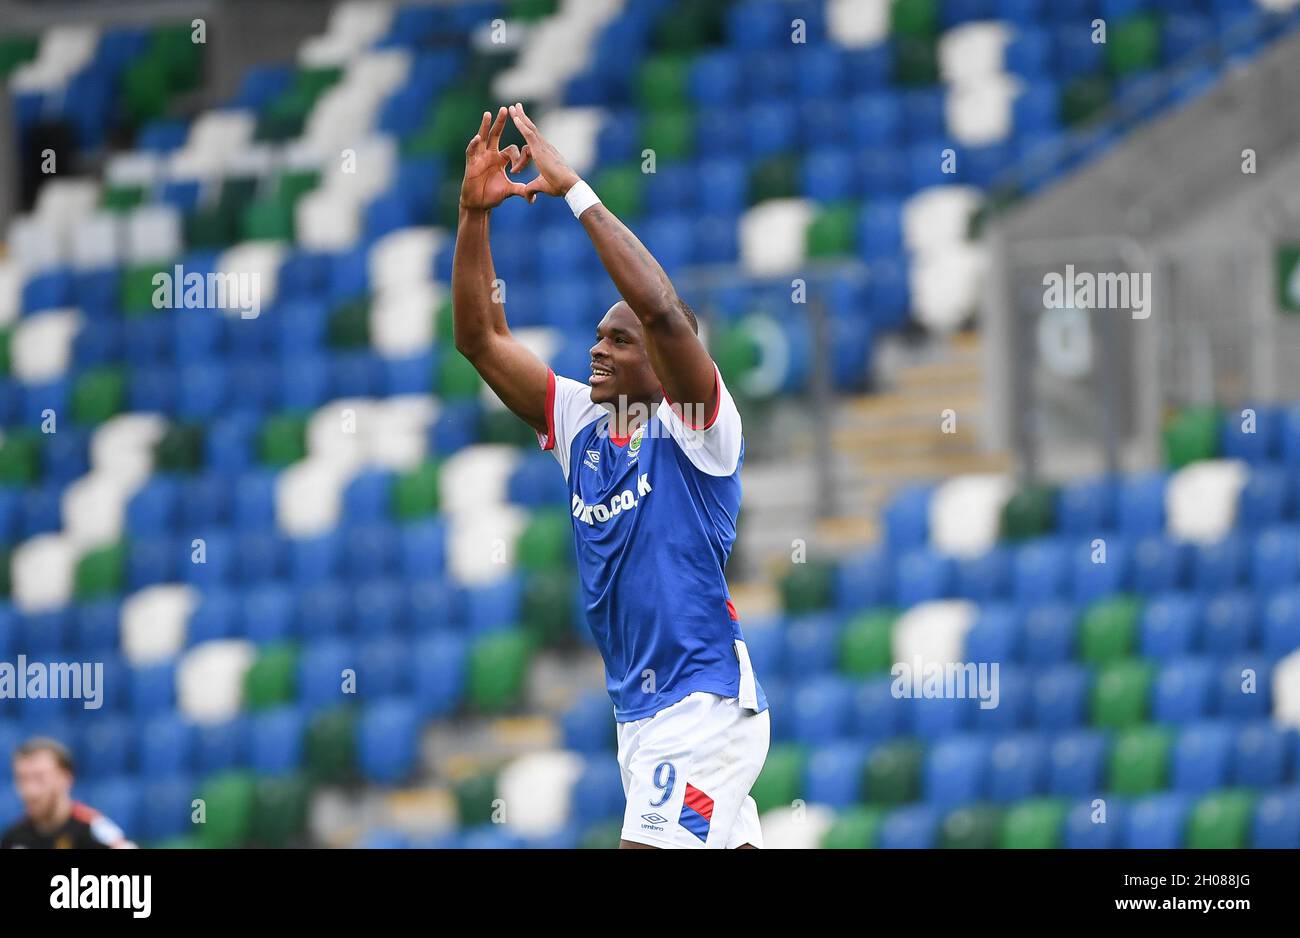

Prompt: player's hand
xmin=509 ymin=102 xmax=581 ymax=202
xmin=459 ymin=106 xmax=532 ymax=212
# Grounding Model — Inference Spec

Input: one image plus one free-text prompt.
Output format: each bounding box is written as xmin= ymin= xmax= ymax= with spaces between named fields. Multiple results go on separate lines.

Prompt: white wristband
xmin=564 ymin=179 xmax=600 ymax=219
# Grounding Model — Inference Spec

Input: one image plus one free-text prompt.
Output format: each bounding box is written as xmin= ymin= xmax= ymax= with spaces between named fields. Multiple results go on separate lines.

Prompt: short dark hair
xmin=14 ymin=737 xmax=74 ymax=774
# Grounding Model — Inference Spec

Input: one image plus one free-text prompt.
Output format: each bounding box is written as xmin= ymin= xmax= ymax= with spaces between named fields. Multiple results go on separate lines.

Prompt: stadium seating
xmin=2 ymin=0 xmax=1300 ymax=848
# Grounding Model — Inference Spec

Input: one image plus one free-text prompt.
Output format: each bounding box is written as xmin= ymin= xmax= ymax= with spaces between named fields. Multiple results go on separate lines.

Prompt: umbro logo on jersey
xmin=641 ymin=813 xmax=668 ymax=825
xmin=584 ymin=450 xmax=600 ymax=471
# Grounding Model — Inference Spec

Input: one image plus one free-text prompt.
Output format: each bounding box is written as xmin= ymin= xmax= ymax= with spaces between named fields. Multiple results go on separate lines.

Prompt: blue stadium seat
xmin=357 ymin=637 xmax=411 ymax=699
xmin=1251 ymin=526 xmax=1300 ymax=592
xmin=358 ymin=698 xmax=419 ymax=784
xmin=1117 ymin=472 xmax=1167 ymax=536
xmin=1012 ymin=539 xmax=1070 ymax=605
xmin=138 ymin=714 xmax=193 ymax=777
xmin=139 ymin=775 xmax=195 ymax=843
xmin=851 ymin=677 xmax=907 ymax=741
xmin=790 ymin=676 xmax=854 ymax=745
xmin=1070 ymin=535 xmax=1130 ymax=604
xmin=971 ymin=664 xmax=1031 ymax=734
xmin=1262 ymin=588 xmax=1300 ymax=657
xmin=1191 ymin=534 xmax=1249 ymax=594
xmin=1216 ymin=655 xmax=1272 ymax=719
xmin=1232 ymin=722 xmax=1291 ymax=788
xmin=965 ymin=603 xmax=1022 ymax=663
xmin=1151 ymin=657 xmax=1214 ymax=723
xmin=343 ymin=526 xmax=400 ymax=582
xmin=1021 ymin=602 xmax=1077 ymax=665
xmin=1131 ymin=535 xmax=1187 ymax=594
xmin=894 ymin=548 xmax=955 ymax=607
xmin=1251 ymin=789 xmax=1300 ymax=848
xmin=1048 ymin=731 xmax=1109 ymax=797
xmin=241 ymin=583 xmax=296 ymax=643
xmin=570 ymin=757 xmax=624 ymax=822
xmin=1033 ymin=664 xmax=1090 ymax=731
xmin=250 ymin=706 xmax=305 ymax=775
xmin=784 ymin=613 xmax=840 ymax=679
xmin=987 ymin=733 xmax=1048 ymax=803
xmin=1201 ymin=591 xmax=1257 ymax=655
xmin=78 ymin=715 xmax=133 ymax=780
xmin=1238 ymin=467 xmax=1292 ymax=528
xmin=1124 ymin=793 xmax=1191 ymax=848
xmin=925 ymin=736 xmax=989 ymax=808
xmin=188 ymin=589 xmax=238 ymax=645
xmin=878 ymin=805 xmax=940 ymax=848
xmin=805 ymin=741 xmax=870 ymax=808
xmin=131 ymin=663 xmax=176 ymax=716
xmin=194 ymin=717 xmax=248 ymax=775
xmin=1063 ymin=797 xmax=1126 ymax=848
xmin=410 ymin=633 xmax=466 ymax=718
xmin=954 ymin=547 xmax=1012 ymax=602
xmin=1171 ymin=721 xmax=1234 ymax=793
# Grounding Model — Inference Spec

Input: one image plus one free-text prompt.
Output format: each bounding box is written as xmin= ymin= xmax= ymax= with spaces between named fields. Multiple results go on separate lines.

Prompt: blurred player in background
xmin=2 ymin=738 xmax=135 ymax=849
xmin=452 ymin=105 xmax=769 ymax=849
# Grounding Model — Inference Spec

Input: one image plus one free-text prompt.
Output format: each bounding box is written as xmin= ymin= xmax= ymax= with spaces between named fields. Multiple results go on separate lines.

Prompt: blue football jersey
xmin=539 ymin=365 xmax=768 ymax=722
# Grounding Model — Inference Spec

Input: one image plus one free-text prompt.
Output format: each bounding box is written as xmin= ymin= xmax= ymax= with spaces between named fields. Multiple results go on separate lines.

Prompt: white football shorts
xmin=616 ymin=691 xmax=771 ymax=849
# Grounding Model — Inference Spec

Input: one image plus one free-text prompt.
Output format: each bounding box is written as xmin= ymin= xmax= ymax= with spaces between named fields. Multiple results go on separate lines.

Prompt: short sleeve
xmin=656 ymin=364 xmax=743 ymax=477
xmin=538 ymin=370 xmax=606 ymax=480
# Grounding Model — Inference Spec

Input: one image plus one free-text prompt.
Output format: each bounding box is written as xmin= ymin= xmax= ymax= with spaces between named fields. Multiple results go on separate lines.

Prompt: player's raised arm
xmin=452 ymin=106 xmax=551 ymax=435
xmin=509 ymin=103 xmax=718 ymax=423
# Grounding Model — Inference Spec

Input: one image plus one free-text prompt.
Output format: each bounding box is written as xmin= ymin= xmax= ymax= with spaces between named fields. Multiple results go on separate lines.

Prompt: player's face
xmin=588 ymin=302 xmax=660 ymax=406
xmin=13 ymin=751 xmax=72 ymax=822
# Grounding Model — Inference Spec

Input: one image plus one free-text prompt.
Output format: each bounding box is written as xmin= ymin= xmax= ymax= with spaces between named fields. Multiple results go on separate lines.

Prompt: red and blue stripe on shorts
xmin=678 ymin=784 xmax=714 ymax=842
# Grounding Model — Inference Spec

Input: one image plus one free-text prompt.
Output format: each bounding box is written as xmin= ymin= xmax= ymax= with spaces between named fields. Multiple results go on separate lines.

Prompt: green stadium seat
xmin=1109 ymin=725 xmax=1173 ymax=795
xmin=242 ymin=196 xmax=296 ymax=242
xmin=184 ymin=205 xmax=237 ymax=250
xmin=892 ymin=0 xmax=939 ymax=39
xmin=101 ymin=184 xmax=146 ymax=213
xmin=251 ymin=774 xmax=309 ymax=848
xmin=1092 ymin=659 xmax=1154 ymax=728
xmin=840 ymin=609 xmax=897 ymax=676
xmin=592 ymin=164 xmax=647 ymax=219
xmin=481 ymin=409 xmax=537 ymax=447
xmin=822 ymin=806 xmax=884 ymax=849
xmin=637 ymin=55 xmax=690 ymax=109
xmin=940 ymin=804 xmax=1003 ymax=848
xmin=0 ymin=431 xmax=41 ymax=485
xmin=653 ymin=2 xmax=724 ymax=52
xmin=641 ymin=107 xmax=694 ymax=161
xmin=863 ymin=740 xmax=923 ymax=806
xmin=1186 ymin=790 xmax=1255 ymax=849
xmin=779 ymin=557 xmax=835 ymax=614
xmin=196 ymin=772 xmax=257 ymax=849
xmin=454 ymin=770 xmax=499 ymax=826
xmin=71 ymin=367 xmax=126 ymax=426
xmin=305 ymin=707 xmax=358 ymax=785
xmin=749 ymin=155 xmax=800 ymax=204
xmin=893 ymin=36 xmax=939 ymax=86
xmin=74 ymin=543 xmax=126 ymax=599
xmin=468 ymin=630 xmax=534 ymax=711
xmin=437 ymin=346 xmax=484 ymax=399
xmin=120 ymin=264 xmax=170 ymax=315
xmin=511 ymin=0 xmax=559 ymax=21
xmin=0 ymin=36 xmax=38 ymax=80
xmin=391 ymin=462 xmax=442 ymax=519
xmin=1162 ymin=405 xmax=1220 ymax=469
xmin=521 ymin=570 xmax=573 ymax=645
xmin=750 ymin=743 xmax=806 ymax=813
xmin=1107 ymin=14 xmax=1162 ymax=76
xmin=1000 ymin=798 xmax=1067 ymax=848
xmin=1061 ymin=77 xmax=1113 ymax=126
xmin=1000 ymin=484 xmax=1056 ymax=541
xmin=579 ymin=820 xmax=623 ymax=849
xmin=1079 ymin=595 xmax=1141 ymax=665
xmin=154 ymin=425 xmax=205 ymax=474
xmin=516 ymin=509 xmax=572 ymax=572
xmin=245 ymin=644 xmax=299 ymax=711
xmin=328 ymin=299 xmax=372 ymax=347
xmin=806 ymin=202 xmax=858 ymax=259
xmin=258 ymin=412 xmax=309 ymax=467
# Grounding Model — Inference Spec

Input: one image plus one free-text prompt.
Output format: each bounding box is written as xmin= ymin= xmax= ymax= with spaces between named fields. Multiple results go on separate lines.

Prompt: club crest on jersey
xmin=627 ymin=426 xmax=644 ymax=461
xmin=583 ymin=449 xmax=600 ymax=471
